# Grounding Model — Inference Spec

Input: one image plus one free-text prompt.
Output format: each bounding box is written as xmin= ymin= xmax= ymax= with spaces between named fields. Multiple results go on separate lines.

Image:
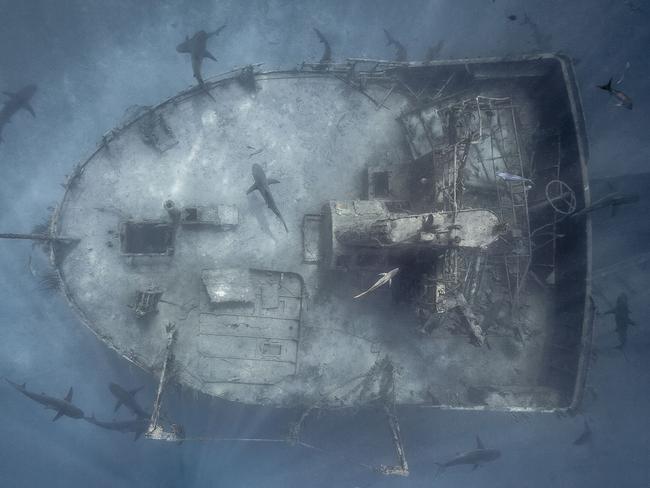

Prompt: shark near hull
xmin=0 ymin=84 xmax=37 ymax=143
xmin=5 ymin=379 xmax=84 ymax=421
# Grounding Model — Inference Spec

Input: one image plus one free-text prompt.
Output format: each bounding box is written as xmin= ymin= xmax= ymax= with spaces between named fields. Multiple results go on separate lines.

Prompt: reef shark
xmin=435 ymin=436 xmax=501 ymax=473
xmin=0 ymin=84 xmax=37 ymax=143
xmin=247 ymin=163 xmax=288 ymax=233
xmin=572 ymin=191 xmax=639 ymax=218
xmin=313 ymin=28 xmax=332 ymax=68
xmin=85 ymin=414 xmax=150 ymax=441
xmin=5 ymin=378 xmax=84 ymax=421
xmin=176 ymin=25 xmax=227 ymax=85
xmin=383 ymin=29 xmax=407 ymax=62
xmin=109 ymin=382 xmax=149 ymax=418
xmin=598 ymin=78 xmax=633 ymax=110
xmin=353 ymin=268 xmax=400 ymax=299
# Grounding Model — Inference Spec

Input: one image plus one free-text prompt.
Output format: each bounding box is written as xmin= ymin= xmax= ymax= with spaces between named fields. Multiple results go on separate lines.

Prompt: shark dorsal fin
xmin=65 ymin=387 xmax=73 ymax=402
xmin=476 ymin=435 xmax=485 ymax=450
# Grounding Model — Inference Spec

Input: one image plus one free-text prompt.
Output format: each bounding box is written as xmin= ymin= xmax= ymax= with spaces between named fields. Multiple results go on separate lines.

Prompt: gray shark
xmin=435 ymin=436 xmax=501 ymax=473
xmin=425 ymin=40 xmax=445 ymax=62
xmin=598 ymin=78 xmax=633 ymax=110
xmin=572 ymin=191 xmax=639 ymax=218
xmin=5 ymin=378 xmax=84 ymax=421
xmin=85 ymin=413 xmax=150 ymax=441
xmin=176 ymin=25 xmax=227 ymax=85
xmin=353 ymin=268 xmax=400 ymax=299
xmin=383 ymin=29 xmax=407 ymax=62
xmin=0 ymin=84 xmax=37 ymax=143
xmin=247 ymin=163 xmax=288 ymax=233
xmin=573 ymin=420 xmax=592 ymax=445
xmin=313 ymin=28 xmax=332 ymax=68
xmin=109 ymin=382 xmax=149 ymax=418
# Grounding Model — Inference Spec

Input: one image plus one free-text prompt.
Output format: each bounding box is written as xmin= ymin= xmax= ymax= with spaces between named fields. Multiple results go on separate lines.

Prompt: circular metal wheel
xmin=545 ymin=179 xmax=576 ymax=215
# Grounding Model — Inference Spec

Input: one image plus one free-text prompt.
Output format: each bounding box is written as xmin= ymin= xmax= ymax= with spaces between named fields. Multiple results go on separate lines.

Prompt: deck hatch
xmin=120 ymin=221 xmax=174 ymax=255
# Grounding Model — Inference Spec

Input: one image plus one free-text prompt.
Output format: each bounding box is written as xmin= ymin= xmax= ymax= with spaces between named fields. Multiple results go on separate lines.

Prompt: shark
xmin=353 ymin=268 xmax=400 ymax=299
xmin=425 ymin=40 xmax=445 ymax=62
xmin=0 ymin=84 xmax=37 ymax=143
xmin=5 ymin=378 xmax=84 ymax=421
xmin=383 ymin=29 xmax=407 ymax=62
xmin=176 ymin=25 xmax=227 ymax=85
xmin=598 ymin=78 xmax=633 ymax=110
xmin=85 ymin=414 xmax=150 ymax=441
xmin=573 ymin=420 xmax=592 ymax=445
xmin=313 ymin=28 xmax=332 ymax=68
xmin=572 ymin=191 xmax=639 ymax=218
xmin=108 ymin=382 xmax=149 ymax=418
xmin=247 ymin=163 xmax=288 ymax=233
xmin=435 ymin=436 xmax=501 ymax=474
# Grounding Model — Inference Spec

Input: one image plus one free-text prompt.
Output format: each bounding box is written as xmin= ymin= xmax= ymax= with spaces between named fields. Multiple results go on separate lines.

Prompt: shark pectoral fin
xmin=203 ymin=50 xmax=217 ymax=62
xmin=114 ymin=399 xmax=123 ymax=412
xmin=64 ymin=387 xmax=73 ymax=402
xmin=472 ymin=464 xmax=479 ymax=471
xmin=52 ymin=410 xmax=64 ymax=422
xmin=23 ymin=103 xmax=36 ymax=118
xmin=267 ymin=178 xmax=280 ymax=184
xmin=246 ymin=183 xmax=258 ymax=195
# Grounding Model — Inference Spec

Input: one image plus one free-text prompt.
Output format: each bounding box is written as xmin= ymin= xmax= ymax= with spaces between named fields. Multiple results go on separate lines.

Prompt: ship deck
xmin=53 ymin=55 xmax=591 ymax=410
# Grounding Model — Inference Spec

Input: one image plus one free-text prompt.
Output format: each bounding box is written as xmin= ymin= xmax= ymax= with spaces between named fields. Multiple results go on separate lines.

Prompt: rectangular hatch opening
xmin=120 ymin=221 xmax=174 ymax=256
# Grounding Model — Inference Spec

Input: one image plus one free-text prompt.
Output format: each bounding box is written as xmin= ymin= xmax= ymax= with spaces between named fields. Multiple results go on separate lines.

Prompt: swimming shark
xmin=597 ymin=78 xmax=633 ymax=110
xmin=383 ymin=29 xmax=407 ymax=62
xmin=435 ymin=436 xmax=501 ymax=474
xmin=247 ymin=163 xmax=288 ymax=233
xmin=0 ymin=84 xmax=37 ymax=143
xmin=571 ymin=191 xmax=639 ymax=218
xmin=85 ymin=413 xmax=150 ymax=441
xmin=573 ymin=420 xmax=592 ymax=445
xmin=5 ymin=378 xmax=84 ymax=421
xmin=353 ymin=268 xmax=400 ymax=299
xmin=108 ymin=382 xmax=149 ymax=418
xmin=425 ymin=40 xmax=445 ymax=62
xmin=176 ymin=25 xmax=227 ymax=85
xmin=313 ymin=28 xmax=332 ymax=68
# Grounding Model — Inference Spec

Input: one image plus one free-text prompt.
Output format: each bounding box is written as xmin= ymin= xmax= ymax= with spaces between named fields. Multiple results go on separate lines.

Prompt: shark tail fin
xmin=597 ymin=78 xmax=613 ymax=92
xmin=279 ymin=215 xmax=289 ymax=233
xmin=353 ymin=289 xmax=369 ymax=299
xmin=4 ymin=378 xmax=25 ymax=389
xmin=114 ymin=399 xmax=123 ymax=413
xmin=209 ymin=24 xmax=227 ymax=37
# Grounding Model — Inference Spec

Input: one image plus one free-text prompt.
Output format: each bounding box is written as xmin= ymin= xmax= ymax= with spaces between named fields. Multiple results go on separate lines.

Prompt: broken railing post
xmin=146 ymin=321 xmax=183 ymax=442
xmin=376 ymin=405 xmax=409 ymax=476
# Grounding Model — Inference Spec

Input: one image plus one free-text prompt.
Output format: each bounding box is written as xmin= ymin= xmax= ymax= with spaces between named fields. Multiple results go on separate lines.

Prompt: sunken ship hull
xmin=51 ymin=54 xmax=592 ymax=415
